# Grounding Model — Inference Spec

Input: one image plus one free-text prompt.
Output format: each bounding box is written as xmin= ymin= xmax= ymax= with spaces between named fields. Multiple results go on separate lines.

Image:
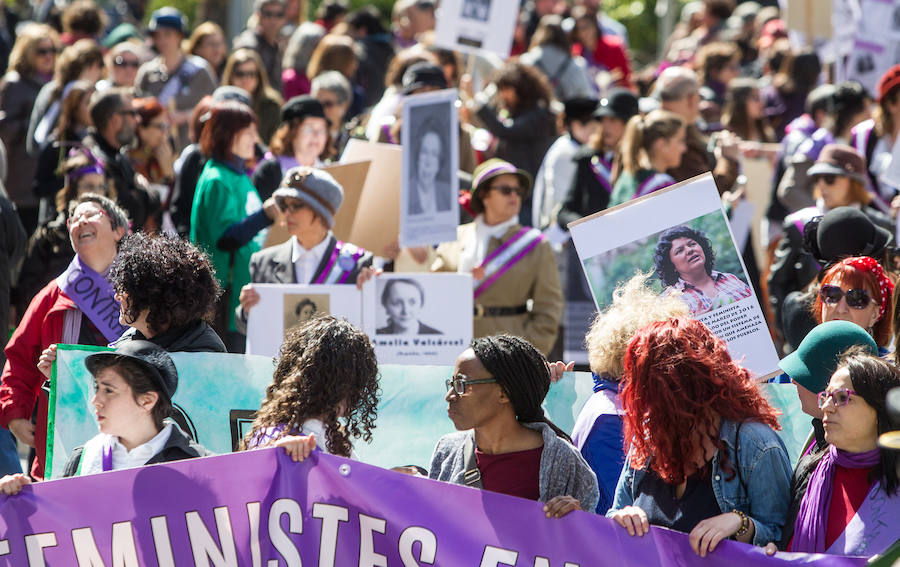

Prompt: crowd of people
xmin=0 ymin=0 xmax=898 ymax=560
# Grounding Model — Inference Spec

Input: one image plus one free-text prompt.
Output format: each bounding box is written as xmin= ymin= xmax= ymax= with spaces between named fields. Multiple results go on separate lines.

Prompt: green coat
xmin=190 ymin=159 xmax=265 ymax=332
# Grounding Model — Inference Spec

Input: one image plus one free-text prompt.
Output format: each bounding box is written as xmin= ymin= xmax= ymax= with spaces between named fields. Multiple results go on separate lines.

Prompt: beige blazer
xmin=432 ymin=222 xmax=563 ymax=355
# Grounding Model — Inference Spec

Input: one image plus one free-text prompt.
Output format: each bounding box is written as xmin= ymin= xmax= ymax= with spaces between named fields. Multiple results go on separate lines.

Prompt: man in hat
xmin=234 ymin=0 xmax=287 ymax=91
xmin=135 ymin=7 xmax=217 ymax=152
xmin=532 ymin=97 xmax=598 ymax=230
xmin=236 ymin=167 xmax=373 ymax=334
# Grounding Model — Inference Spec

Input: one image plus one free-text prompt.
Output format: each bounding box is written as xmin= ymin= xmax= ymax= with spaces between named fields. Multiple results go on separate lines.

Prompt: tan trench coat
xmin=432 ymin=222 xmax=563 ymax=355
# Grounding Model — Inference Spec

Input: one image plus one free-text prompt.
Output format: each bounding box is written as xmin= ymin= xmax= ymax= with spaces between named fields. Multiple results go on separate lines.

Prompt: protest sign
xmin=48 ymin=346 xmax=809 ymax=480
xmin=740 ymin=153 xmax=776 ymax=268
xmin=400 ymin=89 xmax=460 ymax=247
xmin=836 ymin=0 xmax=900 ymax=94
xmin=0 ymin=447 xmax=867 ymax=567
xmin=362 ymin=273 xmax=472 ymax=365
xmin=434 ymin=0 xmax=517 ymax=58
xmin=568 ymin=174 xmax=781 ymax=378
xmin=245 ymin=283 xmax=363 ymax=357
xmin=339 ymin=139 xmax=403 ymax=255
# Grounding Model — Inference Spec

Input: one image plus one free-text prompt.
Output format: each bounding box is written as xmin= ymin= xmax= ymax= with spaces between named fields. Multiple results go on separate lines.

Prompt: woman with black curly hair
xmin=654 ymin=225 xmax=752 ymax=316
xmin=242 ymin=315 xmax=379 ymax=459
xmin=108 ymin=233 xmax=225 ymax=353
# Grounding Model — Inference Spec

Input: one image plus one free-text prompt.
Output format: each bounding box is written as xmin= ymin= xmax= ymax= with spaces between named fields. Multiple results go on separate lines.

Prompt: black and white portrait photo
xmin=408 ymin=111 xmax=452 ymax=217
xmin=283 ymin=293 xmax=330 ymax=334
xmin=461 ymin=0 xmax=491 ymax=22
xmin=363 ymin=273 xmax=473 ymax=365
xmin=376 ymin=278 xmax=442 ymax=335
xmin=401 ymin=89 xmax=459 ymax=246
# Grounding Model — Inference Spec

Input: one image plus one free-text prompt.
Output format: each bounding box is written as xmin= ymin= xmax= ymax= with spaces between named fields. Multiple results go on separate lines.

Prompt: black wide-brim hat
xmin=85 ymin=340 xmax=178 ymax=402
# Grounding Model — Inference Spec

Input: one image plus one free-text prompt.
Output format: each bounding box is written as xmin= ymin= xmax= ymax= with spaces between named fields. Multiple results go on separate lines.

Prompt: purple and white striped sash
xmin=634 ymin=172 xmax=675 ymax=199
xmin=589 ymin=155 xmax=614 ymax=195
xmin=473 ymin=227 xmax=544 ymax=299
xmin=314 ymin=241 xmax=365 ymax=285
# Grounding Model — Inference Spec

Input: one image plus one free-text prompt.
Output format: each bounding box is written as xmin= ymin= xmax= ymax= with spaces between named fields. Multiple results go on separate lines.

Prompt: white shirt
xmin=79 ymin=423 xmax=173 ymax=476
xmin=291 ymin=233 xmax=332 ymax=284
xmin=532 ymin=134 xmax=580 ymax=228
xmin=298 ymin=418 xmax=359 ymax=460
xmin=458 ymin=214 xmax=520 ymax=274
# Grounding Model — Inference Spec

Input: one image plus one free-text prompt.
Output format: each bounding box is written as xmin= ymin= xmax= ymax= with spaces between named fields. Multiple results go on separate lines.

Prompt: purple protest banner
xmin=0 ymin=449 xmax=870 ymax=566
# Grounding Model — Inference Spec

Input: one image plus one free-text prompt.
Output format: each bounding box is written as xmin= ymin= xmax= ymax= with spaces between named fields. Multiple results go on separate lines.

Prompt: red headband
xmin=838 ymin=256 xmax=894 ymax=319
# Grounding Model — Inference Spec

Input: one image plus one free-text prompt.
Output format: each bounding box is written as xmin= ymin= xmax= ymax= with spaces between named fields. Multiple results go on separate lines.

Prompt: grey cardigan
xmin=428 ymin=421 xmax=600 ymax=512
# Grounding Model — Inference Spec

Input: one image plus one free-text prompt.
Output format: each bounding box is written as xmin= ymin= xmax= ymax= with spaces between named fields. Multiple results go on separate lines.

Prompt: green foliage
xmin=146 ymin=0 xmax=201 ymax=27
xmin=307 ymin=0 xmax=396 ymax=21
xmin=583 ymin=209 xmax=746 ymax=307
xmin=603 ymin=0 xmax=691 ymax=66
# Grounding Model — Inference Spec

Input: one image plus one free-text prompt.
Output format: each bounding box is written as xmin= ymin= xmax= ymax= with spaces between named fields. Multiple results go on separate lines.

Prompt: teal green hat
xmin=779 ymin=320 xmax=878 ymax=393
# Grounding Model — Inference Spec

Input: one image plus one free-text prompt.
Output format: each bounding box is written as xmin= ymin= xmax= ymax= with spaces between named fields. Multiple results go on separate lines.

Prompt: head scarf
xmin=836 ymin=256 xmax=893 ymax=320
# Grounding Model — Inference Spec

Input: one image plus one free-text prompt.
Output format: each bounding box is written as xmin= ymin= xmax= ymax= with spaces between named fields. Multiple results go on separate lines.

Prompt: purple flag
xmin=0 ymin=449 xmax=870 ymax=566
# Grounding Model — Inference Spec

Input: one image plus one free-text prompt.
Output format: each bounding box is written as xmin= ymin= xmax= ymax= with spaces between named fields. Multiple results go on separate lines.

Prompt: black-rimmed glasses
xmin=445 ymin=374 xmax=497 ymax=395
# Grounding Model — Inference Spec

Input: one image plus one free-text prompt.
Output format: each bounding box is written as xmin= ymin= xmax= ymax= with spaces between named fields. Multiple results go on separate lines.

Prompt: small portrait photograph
xmin=582 ymin=210 xmax=751 ymax=317
xmin=376 ymin=278 xmax=442 ymax=335
xmin=283 ymin=293 xmax=330 ymax=333
xmin=407 ymin=104 xmax=453 ymax=217
xmin=461 ymin=0 xmax=491 ymax=22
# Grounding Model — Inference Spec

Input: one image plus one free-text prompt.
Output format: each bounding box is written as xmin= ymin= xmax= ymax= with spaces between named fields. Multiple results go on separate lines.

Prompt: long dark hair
xmin=493 ymin=61 xmax=554 ymax=114
xmin=470 ymin=335 xmax=571 ymax=442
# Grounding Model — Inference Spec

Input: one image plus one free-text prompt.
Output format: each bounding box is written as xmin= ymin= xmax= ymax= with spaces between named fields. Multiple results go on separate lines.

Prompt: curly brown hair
xmin=493 ymin=60 xmax=554 ymax=113
xmin=242 ymin=315 xmax=380 ymax=457
xmin=110 ymin=233 xmax=222 ymax=335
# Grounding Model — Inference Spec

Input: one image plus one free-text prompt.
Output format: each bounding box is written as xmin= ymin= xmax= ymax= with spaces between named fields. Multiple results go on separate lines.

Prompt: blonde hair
xmin=813 ymin=177 xmax=872 ymax=206
xmin=585 ymin=273 xmax=690 ymax=377
xmin=7 ymin=23 xmax=60 ymax=76
xmin=185 ymin=22 xmax=225 ymax=57
xmin=620 ymin=109 xmax=684 ymax=175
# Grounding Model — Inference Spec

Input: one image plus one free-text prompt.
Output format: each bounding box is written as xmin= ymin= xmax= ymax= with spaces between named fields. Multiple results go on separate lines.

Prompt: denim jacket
xmin=607 ymin=419 xmax=792 ymax=546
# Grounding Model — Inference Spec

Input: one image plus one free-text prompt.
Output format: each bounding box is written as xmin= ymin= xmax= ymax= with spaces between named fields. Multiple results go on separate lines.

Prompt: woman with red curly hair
xmin=607 ymin=317 xmax=791 ymax=557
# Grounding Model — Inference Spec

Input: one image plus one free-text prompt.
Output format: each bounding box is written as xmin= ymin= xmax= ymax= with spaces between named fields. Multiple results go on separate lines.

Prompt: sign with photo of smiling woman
xmin=363 ymin=273 xmax=473 ymax=365
xmin=568 ymin=174 xmax=781 ymax=378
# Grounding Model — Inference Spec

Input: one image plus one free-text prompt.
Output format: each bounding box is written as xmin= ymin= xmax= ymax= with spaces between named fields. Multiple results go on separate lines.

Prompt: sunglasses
xmin=276 ymin=199 xmax=307 ymax=213
xmin=491 ymin=184 xmax=523 ymax=197
xmin=819 ymin=284 xmax=874 ymax=309
xmin=817 ymin=388 xmax=857 ymax=409
xmin=445 ymin=374 xmax=497 ymax=395
xmin=233 ymin=69 xmax=258 ymax=79
xmin=814 ymin=174 xmax=838 ymax=185
xmin=113 ymin=56 xmax=140 ymax=68
xmin=261 ymin=9 xmax=285 ymax=18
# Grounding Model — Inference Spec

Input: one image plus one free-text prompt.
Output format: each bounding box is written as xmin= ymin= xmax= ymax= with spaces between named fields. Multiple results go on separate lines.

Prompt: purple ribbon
xmin=56 ymin=256 xmax=128 ymax=342
xmin=589 ymin=156 xmax=614 ymax=195
xmin=791 ymin=444 xmax=882 ymax=553
xmin=474 ymin=228 xmax=544 ymax=299
xmin=102 ymin=444 xmax=113 ymax=472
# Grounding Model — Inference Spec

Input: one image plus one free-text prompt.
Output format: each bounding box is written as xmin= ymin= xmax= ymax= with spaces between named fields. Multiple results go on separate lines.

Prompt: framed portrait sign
xmin=362 ymin=273 xmax=473 ymax=365
xmin=400 ymin=89 xmax=460 ymax=247
xmin=434 ymin=0 xmax=517 ymax=58
xmin=568 ymin=173 xmax=780 ymax=378
xmin=246 ymin=283 xmax=363 ymax=358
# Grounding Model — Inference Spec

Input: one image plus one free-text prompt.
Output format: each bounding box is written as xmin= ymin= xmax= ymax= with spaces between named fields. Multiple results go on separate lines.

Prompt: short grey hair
xmin=311 ymin=71 xmax=352 ymax=105
xmin=654 ymin=66 xmax=700 ymax=102
xmin=69 ymin=193 xmax=130 ymax=232
xmin=283 ymin=21 xmax=326 ymax=71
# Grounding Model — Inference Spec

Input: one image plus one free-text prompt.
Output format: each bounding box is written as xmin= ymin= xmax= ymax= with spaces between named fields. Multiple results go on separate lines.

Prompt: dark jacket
xmin=0 ymin=71 xmax=47 ymax=207
xmin=777 ymin=436 xmax=828 ymax=550
xmin=557 ymin=146 xmax=614 ymax=229
xmin=111 ymin=321 xmax=226 ymax=353
xmin=0 ymin=192 xmax=26 ymax=365
xmin=16 ymin=212 xmax=72 ymax=317
xmin=62 ymin=424 xmax=212 ymax=478
xmin=251 ymin=158 xmax=289 ymax=203
xmin=474 ymin=103 xmax=556 ymax=226
xmin=354 ymin=34 xmax=395 ymax=108
xmin=83 ymin=131 xmax=159 ymax=231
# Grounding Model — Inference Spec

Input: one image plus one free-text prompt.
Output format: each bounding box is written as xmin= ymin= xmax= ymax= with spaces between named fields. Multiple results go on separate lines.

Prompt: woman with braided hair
xmin=429 ymin=335 xmax=599 ymax=517
xmin=608 ymin=317 xmax=792 ymax=557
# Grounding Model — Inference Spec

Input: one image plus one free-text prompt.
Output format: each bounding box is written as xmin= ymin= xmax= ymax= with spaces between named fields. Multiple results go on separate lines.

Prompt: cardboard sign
xmin=339 ymin=140 xmax=403 ymax=255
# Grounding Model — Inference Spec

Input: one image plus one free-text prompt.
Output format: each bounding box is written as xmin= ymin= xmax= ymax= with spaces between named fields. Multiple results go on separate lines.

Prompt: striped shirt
xmin=664 ymin=271 xmax=753 ymax=316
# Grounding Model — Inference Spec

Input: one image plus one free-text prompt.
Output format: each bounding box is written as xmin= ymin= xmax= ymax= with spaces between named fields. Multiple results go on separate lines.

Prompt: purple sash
xmin=313 ymin=241 xmax=365 ymax=285
xmin=589 ymin=155 xmax=614 ymax=195
xmin=56 ymin=256 xmax=128 ymax=342
xmin=473 ymin=227 xmax=544 ymax=299
xmin=825 ymin=482 xmax=900 ymax=556
xmin=102 ymin=444 xmax=113 ymax=472
xmin=634 ymin=172 xmax=675 ymax=198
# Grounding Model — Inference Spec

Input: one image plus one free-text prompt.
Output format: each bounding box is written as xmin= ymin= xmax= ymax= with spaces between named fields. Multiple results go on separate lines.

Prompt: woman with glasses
xmin=429 ymin=335 xmax=599 ymax=516
xmin=127 ymin=98 xmax=175 ymax=231
xmin=774 ymin=349 xmax=900 ymax=556
xmin=0 ymin=194 xmax=129 ymax=481
xmin=99 ymin=43 xmax=142 ymax=90
xmin=0 ymin=23 xmax=60 ymax=232
xmin=221 ymin=48 xmax=283 ymax=144
xmin=237 ymin=166 xmax=373 ymax=335
xmin=251 ymin=95 xmax=330 ymax=202
xmin=813 ymin=256 xmax=894 ymax=352
xmin=608 ymin=317 xmax=791 ymax=557
xmin=190 ymin=102 xmax=277 ymax=352
xmin=431 ymin=159 xmax=563 ymax=356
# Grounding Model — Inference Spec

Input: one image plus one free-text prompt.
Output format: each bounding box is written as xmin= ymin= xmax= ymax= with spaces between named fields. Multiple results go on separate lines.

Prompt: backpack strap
xmin=462 ymin=434 xmax=483 ymax=488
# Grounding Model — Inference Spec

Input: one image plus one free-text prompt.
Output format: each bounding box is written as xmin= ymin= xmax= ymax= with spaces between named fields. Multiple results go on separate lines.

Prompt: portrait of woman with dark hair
xmin=408 ymin=112 xmax=452 ymax=216
xmin=376 ymin=278 xmax=441 ymax=335
xmin=294 ymin=298 xmax=318 ymax=323
xmin=653 ymin=225 xmax=752 ymax=315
